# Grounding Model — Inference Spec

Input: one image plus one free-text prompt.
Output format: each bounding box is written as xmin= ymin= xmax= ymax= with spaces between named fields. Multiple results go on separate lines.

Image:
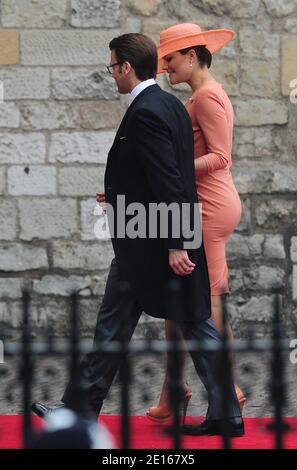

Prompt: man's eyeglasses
xmin=107 ymin=61 xmax=123 ymax=75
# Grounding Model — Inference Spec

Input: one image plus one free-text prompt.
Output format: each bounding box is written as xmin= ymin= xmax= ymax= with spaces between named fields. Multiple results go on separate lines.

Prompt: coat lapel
xmin=110 ymin=84 xmax=160 ymax=152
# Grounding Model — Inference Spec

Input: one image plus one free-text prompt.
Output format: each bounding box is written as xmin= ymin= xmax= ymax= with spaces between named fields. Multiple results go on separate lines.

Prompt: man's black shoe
xmin=31 ymin=402 xmax=64 ymax=419
xmin=181 ymin=417 xmax=244 ymax=437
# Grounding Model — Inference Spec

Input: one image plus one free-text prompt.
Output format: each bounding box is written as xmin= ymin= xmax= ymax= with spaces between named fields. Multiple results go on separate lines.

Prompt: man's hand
xmin=96 ymin=192 xmax=106 ymax=213
xmin=169 ymin=250 xmax=196 ymax=276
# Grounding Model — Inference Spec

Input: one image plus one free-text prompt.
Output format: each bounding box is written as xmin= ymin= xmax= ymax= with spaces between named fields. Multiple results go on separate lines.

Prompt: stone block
xmin=226 ymin=234 xmax=264 ymax=260
xmin=232 ymin=162 xmax=297 ymax=194
xmin=33 ymin=275 xmax=92 ymax=296
xmin=19 ymin=198 xmax=78 ymax=241
xmin=0 ymin=68 xmax=50 ymax=100
xmin=263 ymin=0 xmax=296 ymax=17
xmin=263 ymin=235 xmax=286 ymax=259
xmin=239 ymin=29 xmax=280 ymax=59
xmin=21 ymin=30 xmax=118 ymax=66
xmin=8 ymin=166 xmax=56 ymax=196
xmin=49 ymin=131 xmax=115 ymax=164
xmin=255 ymin=200 xmax=297 ymax=228
xmin=0 ymin=31 xmax=19 ymax=65
xmin=79 ymin=101 xmax=124 ymax=129
xmin=127 ymin=0 xmax=162 ymax=16
xmin=1 ymin=0 xmax=68 ymax=27
xmin=228 ymin=295 xmax=274 ymax=324
xmin=189 ymin=0 xmax=260 ymax=18
xmin=52 ymin=68 xmax=119 ymax=100
xmin=233 ymin=99 xmax=288 ymax=126
xmin=52 ymin=240 xmax=114 ymax=271
xmin=243 ymin=266 xmax=286 ymax=291
xmin=20 ymin=102 xmax=79 ymax=130
xmin=0 ymin=133 xmax=46 ymax=164
xmin=240 ymin=60 xmax=279 ymax=97
xmin=58 ymin=167 xmax=104 ymax=196
xmin=0 ymin=244 xmax=48 ymax=271
xmin=71 ymin=0 xmax=120 ymax=28
xmin=233 ymin=127 xmax=283 ymax=158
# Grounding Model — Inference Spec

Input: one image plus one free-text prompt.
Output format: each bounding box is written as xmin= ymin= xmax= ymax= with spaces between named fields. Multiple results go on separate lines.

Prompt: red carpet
xmin=1 ymin=416 xmax=297 ymax=449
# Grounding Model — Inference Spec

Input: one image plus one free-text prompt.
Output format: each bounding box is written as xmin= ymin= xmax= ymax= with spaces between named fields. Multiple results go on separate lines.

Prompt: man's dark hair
xmin=109 ymin=33 xmax=158 ymax=80
xmin=179 ymin=45 xmax=212 ymax=69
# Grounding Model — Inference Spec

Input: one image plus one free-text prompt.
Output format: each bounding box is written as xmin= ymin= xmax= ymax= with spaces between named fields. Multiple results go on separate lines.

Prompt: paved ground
xmin=1 ymin=351 xmax=296 ymax=417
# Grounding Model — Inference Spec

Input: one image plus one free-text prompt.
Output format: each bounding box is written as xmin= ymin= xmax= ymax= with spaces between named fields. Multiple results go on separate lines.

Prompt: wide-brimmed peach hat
xmin=157 ymin=23 xmax=235 ymax=74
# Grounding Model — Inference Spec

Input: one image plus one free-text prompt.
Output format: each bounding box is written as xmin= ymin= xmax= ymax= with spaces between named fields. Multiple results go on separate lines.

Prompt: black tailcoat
xmin=104 ymin=84 xmax=211 ymax=322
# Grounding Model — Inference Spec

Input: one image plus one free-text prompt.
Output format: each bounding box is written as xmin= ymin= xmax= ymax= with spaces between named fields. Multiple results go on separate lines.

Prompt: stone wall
xmin=0 ymin=0 xmax=297 ymax=340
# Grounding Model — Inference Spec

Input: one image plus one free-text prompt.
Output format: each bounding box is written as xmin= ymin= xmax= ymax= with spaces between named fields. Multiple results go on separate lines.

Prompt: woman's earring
xmin=189 ymin=62 xmax=193 ymax=68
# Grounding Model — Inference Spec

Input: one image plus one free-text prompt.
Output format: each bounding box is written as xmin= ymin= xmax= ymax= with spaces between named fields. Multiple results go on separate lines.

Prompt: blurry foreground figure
xmin=31 ymin=408 xmax=115 ymax=449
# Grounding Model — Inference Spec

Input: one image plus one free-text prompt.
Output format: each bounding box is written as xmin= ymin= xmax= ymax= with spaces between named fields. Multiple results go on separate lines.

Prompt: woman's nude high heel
xmin=235 ymin=385 xmax=246 ymax=412
xmin=146 ymin=383 xmax=245 ymax=423
xmin=146 ymin=383 xmax=192 ymax=423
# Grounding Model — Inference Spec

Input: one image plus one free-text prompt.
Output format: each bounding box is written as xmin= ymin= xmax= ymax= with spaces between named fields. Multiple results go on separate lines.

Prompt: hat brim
xmin=157 ymin=29 xmax=235 ymax=74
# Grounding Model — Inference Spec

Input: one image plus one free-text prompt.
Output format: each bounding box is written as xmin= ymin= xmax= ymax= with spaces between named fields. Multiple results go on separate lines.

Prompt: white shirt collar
xmin=128 ymin=78 xmax=156 ymax=106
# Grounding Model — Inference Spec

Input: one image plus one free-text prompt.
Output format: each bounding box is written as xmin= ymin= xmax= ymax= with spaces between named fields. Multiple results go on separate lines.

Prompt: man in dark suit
xmin=32 ymin=33 xmax=243 ymax=437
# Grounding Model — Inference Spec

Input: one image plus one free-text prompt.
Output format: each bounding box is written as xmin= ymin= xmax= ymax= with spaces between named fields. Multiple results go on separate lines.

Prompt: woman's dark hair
xmin=109 ymin=33 xmax=158 ymax=80
xmin=179 ymin=45 xmax=212 ymax=69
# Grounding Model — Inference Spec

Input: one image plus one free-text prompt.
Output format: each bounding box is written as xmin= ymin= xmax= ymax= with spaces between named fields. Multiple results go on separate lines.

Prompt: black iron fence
xmin=1 ymin=290 xmax=294 ymax=449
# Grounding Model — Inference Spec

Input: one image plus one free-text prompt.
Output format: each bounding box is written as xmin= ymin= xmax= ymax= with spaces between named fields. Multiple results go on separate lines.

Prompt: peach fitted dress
xmin=185 ymin=82 xmax=242 ymax=295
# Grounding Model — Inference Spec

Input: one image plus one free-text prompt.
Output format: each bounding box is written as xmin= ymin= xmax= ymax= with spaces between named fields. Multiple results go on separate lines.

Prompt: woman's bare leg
xmin=147 ymin=295 xmax=245 ymax=418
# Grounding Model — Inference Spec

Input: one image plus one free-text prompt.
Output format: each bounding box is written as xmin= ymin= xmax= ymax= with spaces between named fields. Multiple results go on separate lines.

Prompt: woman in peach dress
xmin=146 ymin=23 xmax=245 ymax=421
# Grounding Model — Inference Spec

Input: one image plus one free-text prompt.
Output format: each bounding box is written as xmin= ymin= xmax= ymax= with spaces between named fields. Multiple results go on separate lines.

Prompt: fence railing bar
xmin=268 ymin=294 xmax=289 ymax=449
xmin=221 ymin=295 xmax=232 ymax=449
xmin=21 ymin=290 xmax=32 ymax=449
xmin=119 ymin=347 xmax=131 ymax=450
xmin=168 ymin=281 xmax=183 ymax=449
xmin=4 ymin=338 xmax=293 ymax=356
